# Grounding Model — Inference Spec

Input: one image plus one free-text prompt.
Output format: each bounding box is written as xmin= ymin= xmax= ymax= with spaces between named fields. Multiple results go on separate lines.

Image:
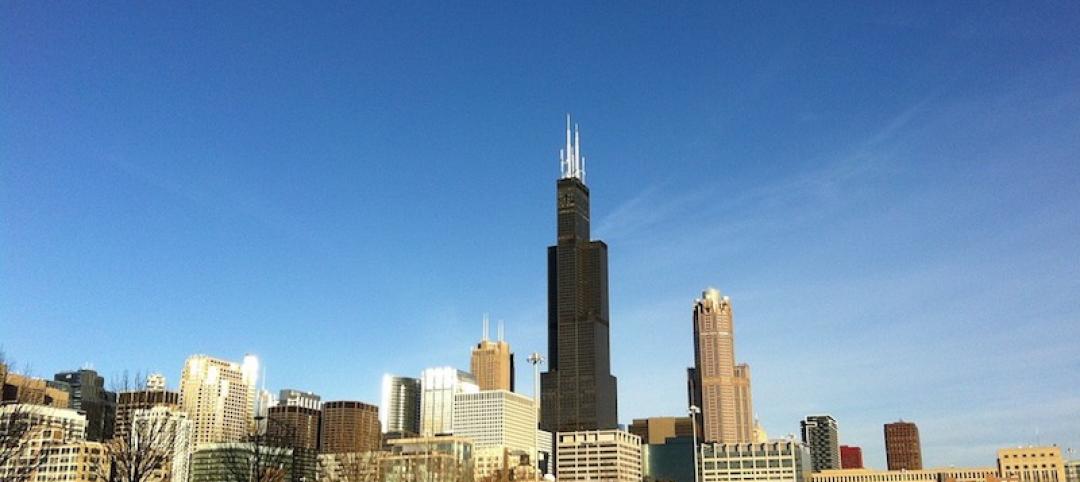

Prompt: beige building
xmin=691 ymin=288 xmax=754 ymax=443
xmin=702 ymin=439 xmax=813 ymax=482
xmin=318 ymin=451 xmax=386 ymax=482
xmin=179 ymin=354 xmax=258 ymax=450
xmin=1064 ymin=461 xmax=1079 ymax=482
xmin=812 ymin=467 xmax=1002 ymax=482
xmin=470 ymin=318 xmax=514 ymax=391
xmin=129 ymin=406 xmax=193 ymax=482
xmin=0 ymin=404 xmax=96 ymax=481
xmin=628 ymin=416 xmax=694 ymax=444
xmin=2 ymin=371 xmax=71 ymax=408
xmin=381 ymin=436 xmax=475 ymax=482
xmin=998 ymin=447 xmax=1067 ymax=482
xmin=555 ymin=429 xmax=642 ymax=482
xmin=452 ymin=390 xmax=541 ymax=477
xmin=114 ymin=386 xmax=180 ymax=442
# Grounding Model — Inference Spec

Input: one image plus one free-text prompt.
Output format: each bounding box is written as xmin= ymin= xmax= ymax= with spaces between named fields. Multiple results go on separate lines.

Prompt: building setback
xmin=540 ymin=116 xmax=619 ymax=433
xmin=841 ymin=445 xmax=864 ymax=469
xmin=320 ymin=400 xmax=381 ymax=454
xmin=802 ymin=415 xmax=841 ymax=472
xmin=884 ymin=421 xmax=922 ymax=471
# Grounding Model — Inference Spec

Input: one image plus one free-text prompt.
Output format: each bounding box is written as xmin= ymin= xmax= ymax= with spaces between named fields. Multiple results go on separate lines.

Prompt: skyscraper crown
xmin=560 ymin=113 xmax=586 ymax=183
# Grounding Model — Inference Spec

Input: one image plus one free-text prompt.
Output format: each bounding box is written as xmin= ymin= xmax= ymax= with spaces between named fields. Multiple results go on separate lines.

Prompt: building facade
xmin=114 ymin=386 xmax=180 ymax=442
xmin=470 ymin=319 xmax=514 ymax=391
xmin=53 ymin=369 xmax=117 ymax=442
xmin=419 ymin=367 xmax=478 ymax=437
xmin=540 ymin=117 xmax=619 ymax=433
xmin=629 ymin=416 xmax=695 ymax=445
xmin=689 ymin=288 xmax=754 ymax=443
xmin=802 ymin=415 xmax=840 ymax=472
xmin=2 ymin=371 xmax=70 ymax=408
xmin=279 ymin=389 xmax=321 ymax=410
xmin=997 ymin=447 xmax=1066 ymax=482
xmin=179 ymin=354 xmax=257 ymax=449
xmin=643 ymin=436 xmax=694 ymax=482
xmin=382 ymin=436 xmax=475 ymax=482
xmin=129 ymin=405 xmax=193 ymax=482
xmin=812 ymin=468 xmax=1000 ymax=482
xmin=381 ymin=374 xmax=421 ymax=437
xmin=841 ymin=445 xmax=864 ymax=469
xmin=884 ymin=421 xmax=922 ymax=471
xmin=189 ymin=442 xmax=295 ymax=482
xmin=0 ymin=404 xmax=93 ymax=481
xmin=555 ymin=429 xmax=642 ymax=482
xmin=1064 ymin=461 xmax=1079 ymax=482
xmin=452 ymin=390 xmax=539 ymax=477
xmin=700 ymin=439 xmax=813 ymax=482
xmin=320 ymin=400 xmax=381 ymax=454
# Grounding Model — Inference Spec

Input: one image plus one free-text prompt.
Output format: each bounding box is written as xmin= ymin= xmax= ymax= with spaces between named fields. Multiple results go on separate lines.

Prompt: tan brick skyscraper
xmin=320 ymin=401 xmax=381 ymax=453
xmin=690 ymin=288 xmax=754 ymax=443
xmin=470 ymin=317 xmax=514 ymax=391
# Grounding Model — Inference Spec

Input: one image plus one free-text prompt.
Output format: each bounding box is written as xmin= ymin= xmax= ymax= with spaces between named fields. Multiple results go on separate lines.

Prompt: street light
xmin=689 ymin=405 xmax=701 ymax=482
xmin=527 ymin=352 xmax=545 ymax=481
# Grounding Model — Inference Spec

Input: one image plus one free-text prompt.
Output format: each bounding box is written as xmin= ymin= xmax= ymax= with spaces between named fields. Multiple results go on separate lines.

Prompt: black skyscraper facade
xmin=540 ymin=118 xmax=618 ymax=433
xmin=54 ymin=369 xmax=116 ymax=441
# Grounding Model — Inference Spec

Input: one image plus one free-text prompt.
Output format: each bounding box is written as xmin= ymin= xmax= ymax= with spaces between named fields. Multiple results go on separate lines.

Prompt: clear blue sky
xmin=3 ymin=2 xmax=1079 ymax=468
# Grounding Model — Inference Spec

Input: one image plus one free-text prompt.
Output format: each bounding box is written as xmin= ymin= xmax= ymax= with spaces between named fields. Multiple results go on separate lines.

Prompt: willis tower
xmin=540 ymin=115 xmax=618 ymax=432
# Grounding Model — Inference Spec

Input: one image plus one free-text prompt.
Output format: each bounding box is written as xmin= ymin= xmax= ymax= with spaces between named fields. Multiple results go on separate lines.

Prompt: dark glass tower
xmin=540 ymin=116 xmax=618 ymax=433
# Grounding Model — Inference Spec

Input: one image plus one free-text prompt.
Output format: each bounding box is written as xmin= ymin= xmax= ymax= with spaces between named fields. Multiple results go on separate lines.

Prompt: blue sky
xmin=3 ymin=2 xmax=1079 ymax=468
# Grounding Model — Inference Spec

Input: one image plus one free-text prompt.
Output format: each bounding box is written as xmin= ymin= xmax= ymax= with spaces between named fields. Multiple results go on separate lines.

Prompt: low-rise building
xmin=812 ymin=467 xmax=1001 ymax=482
xmin=318 ymin=451 xmax=386 ymax=481
xmin=643 ymin=435 xmax=694 ymax=482
xmin=555 ymin=429 xmax=642 ymax=482
xmin=381 ymin=436 xmax=474 ymax=482
xmin=998 ymin=447 xmax=1066 ymax=482
xmin=1064 ymin=460 xmax=1079 ymax=482
xmin=701 ymin=439 xmax=812 ymax=482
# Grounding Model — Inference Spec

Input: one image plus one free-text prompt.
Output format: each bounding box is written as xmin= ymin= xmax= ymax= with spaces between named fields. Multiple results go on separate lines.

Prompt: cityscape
xmin=2 ymin=3 xmax=1079 ymax=482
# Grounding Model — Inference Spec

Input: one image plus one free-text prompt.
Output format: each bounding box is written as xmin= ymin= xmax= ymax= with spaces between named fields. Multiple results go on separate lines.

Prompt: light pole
xmin=689 ymin=405 xmax=701 ymax=482
xmin=527 ymin=352 xmax=545 ymax=481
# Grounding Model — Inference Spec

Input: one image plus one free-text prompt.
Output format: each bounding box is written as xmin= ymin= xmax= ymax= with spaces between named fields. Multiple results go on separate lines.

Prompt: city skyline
xmin=3 ymin=2 xmax=1079 ymax=471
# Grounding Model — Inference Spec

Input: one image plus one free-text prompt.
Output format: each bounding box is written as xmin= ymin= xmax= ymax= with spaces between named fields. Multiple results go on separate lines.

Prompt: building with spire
xmin=540 ymin=115 xmax=619 ymax=433
xmin=689 ymin=288 xmax=754 ymax=443
xmin=471 ymin=315 xmax=515 ymax=391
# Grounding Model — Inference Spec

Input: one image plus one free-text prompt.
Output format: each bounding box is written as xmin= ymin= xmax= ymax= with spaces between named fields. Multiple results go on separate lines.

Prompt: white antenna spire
xmin=497 ymin=320 xmax=504 ymax=342
xmin=482 ymin=313 xmax=489 ymax=341
xmin=559 ymin=114 xmax=586 ymax=182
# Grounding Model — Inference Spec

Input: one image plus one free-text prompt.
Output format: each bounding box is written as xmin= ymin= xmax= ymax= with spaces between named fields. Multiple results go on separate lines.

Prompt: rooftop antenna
xmin=559 ymin=114 xmax=585 ymax=182
xmin=497 ymin=320 xmax=504 ymax=342
xmin=483 ymin=313 xmax=490 ymax=342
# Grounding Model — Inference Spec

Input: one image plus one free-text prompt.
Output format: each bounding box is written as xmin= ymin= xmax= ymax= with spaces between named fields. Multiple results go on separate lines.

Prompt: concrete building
xmin=540 ymin=118 xmax=620 ymax=433
xmin=998 ymin=447 xmax=1066 ymax=482
xmin=885 ymin=421 xmax=922 ymax=471
xmin=555 ymin=429 xmax=642 ymax=482
xmin=279 ymin=389 xmax=321 ymax=410
xmin=700 ymin=439 xmax=813 ymax=482
xmin=129 ymin=405 xmax=193 ymax=482
xmin=841 ymin=445 xmax=864 ymax=469
xmin=179 ymin=354 xmax=258 ymax=449
xmin=811 ymin=468 xmax=1000 ymax=482
xmin=2 ymin=371 xmax=70 ymax=408
xmin=114 ymin=378 xmax=180 ymax=442
xmin=381 ymin=436 xmax=475 ymax=482
xmin=189 ymin=442 xmax=295 ymax=482
xmin=629 ymin=416 xmax=695 ymax=445
xmin=802 ymin=415 xmax=840 ymax=472
xmin=381 ymin=374 xmax=421 ymax=437
xmin=689 ymin=288 xmax=754 ymax=443
xmin=470 ymin=318 xmax=515 ymax=392
xmin=320 ymin=400 xmax=381 ymax=454
xmin=0 ymin=404 xmax=93 ymax=481
xmin=452 ymin=389 xmax=540 ymax=477
xmin=419 ymin=367 xmax=478 ymax=437
xmin=643 ymin=435 xmax=694 ymax=482
xmin=53 ymin=369 xmax=117 ymax=442
xmin=1064 ymin=460 xmax=1079 ymax=482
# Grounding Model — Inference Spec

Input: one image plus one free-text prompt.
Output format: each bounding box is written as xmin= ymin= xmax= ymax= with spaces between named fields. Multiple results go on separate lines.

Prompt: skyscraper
xmin=801 ymin=415 xmax=840 ymax=472
xmin=470 ymin=316 xmax=514 ymax=391
xmin=419 ymin=367 xmax=478 ymax=436
xmin=381 ymin=374 xmax=421 ymax=437
xmin=53 ymin=369 xmax=117 ymax=441
xmin=689 ymin=288 xmax=754 ymax=443
xmin=540 ymin=115 xmax=619 ymax=433
xmin=114 ymin=374 xmax=180 ymax=441
xmin=179 ymin=354 xmax=256 ymax=449
xmin=320 ymin=401 xmax=381 ymax=454
xmin=885 ymin=421 xmax=922 ymax=471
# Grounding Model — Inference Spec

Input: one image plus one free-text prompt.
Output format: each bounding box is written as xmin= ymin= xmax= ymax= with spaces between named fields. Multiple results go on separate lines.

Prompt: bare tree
xmin=323 ymin=451 xmax=382 ymax=482
xmin=0 ymin=402 xmax=52 ymax=481
xmin=213 ymin=416 xmax=296 ymax=482
xmin=100 ymin=407 xmax=186 ymax=482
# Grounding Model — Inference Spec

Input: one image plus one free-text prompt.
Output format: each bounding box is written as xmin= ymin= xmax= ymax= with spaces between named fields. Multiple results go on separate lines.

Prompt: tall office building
xmin=381 ymin=375 xmax=421 ymax=437
xmin=801 ymin=415 xmax=840 ymax=472
xmin=269 ymin=404 xmax=321 ymax=482
xmin=114 ymin=376 xmax=180 ymax=441
xmin=279 ymin=389 xmax=321 ymax=410
xmin=130 ymin=405 xmax=193 ymax=482
xmin=320 ymin=401 xmax=381 ymax=454
xmin=179 ymin=354 xmax=257 ymax=449
xmin=452 ymin=390 xmax=539 ymax=477
xmin=885 ymin=421 xmax=922 ymax=471
xmin=841 ymin=445 xmax=864 ymax=469
xmin=470 ymin=317 xmax=515 ymax=391
xmin=419 ymin=367 xmax=478 ymax=437
xmin=689 ymin=288 xmax=754 ymax=443
xmin=54 ymin=369 xmax=117 ymax=441
xmin=540 ymin=116 xmax=619 ymax=433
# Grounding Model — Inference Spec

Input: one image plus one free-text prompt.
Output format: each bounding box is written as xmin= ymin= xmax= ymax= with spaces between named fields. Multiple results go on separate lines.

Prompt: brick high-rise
xmin=540 ymin=115 xmax=618 ymax=433
xmin=689 ymin=288 xmax=754 ymax=443
xmin=320 ymin=401 xmax=380 ymax=454
xmin=885 ymin=420 xmax=922 ymax=470
xmin=471 ymin=316 xmax=514 ymax=391
xmin=840 ymin=445 xmax=864 ymax=469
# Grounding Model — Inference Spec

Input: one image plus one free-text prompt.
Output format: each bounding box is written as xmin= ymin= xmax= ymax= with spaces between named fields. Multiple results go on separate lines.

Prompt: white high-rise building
xmin=556 ymin=429 xmax=642 ymax=482
xmin=381 ymin=374 xmax=421 ymax=435
xmin=453 ymin=390 xmax=540 ymax=477
xmin=0 ymin=404 xmax=92 ymax=480
xmin=131 ymin=406 xmax=193 ymax=482
xmin=179 ymin=354 xmax=256 ymax=450
xmin=419 ymin=367 xmax=478 ymax=437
